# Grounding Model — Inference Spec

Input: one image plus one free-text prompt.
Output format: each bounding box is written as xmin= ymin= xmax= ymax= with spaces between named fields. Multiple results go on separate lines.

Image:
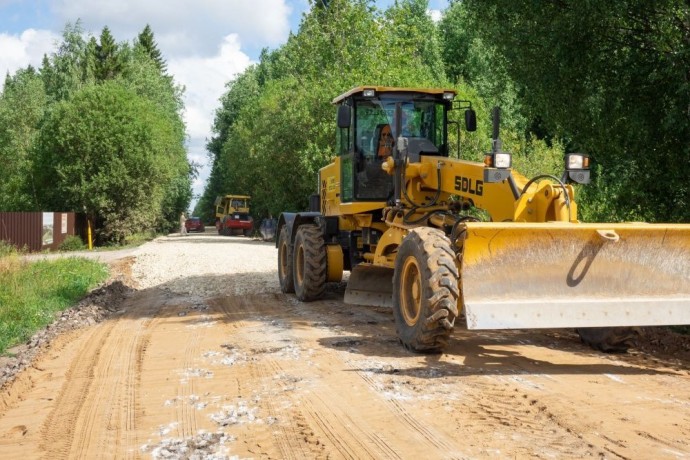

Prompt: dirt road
xmin=1 ymin=232 xmax=690 ymax=459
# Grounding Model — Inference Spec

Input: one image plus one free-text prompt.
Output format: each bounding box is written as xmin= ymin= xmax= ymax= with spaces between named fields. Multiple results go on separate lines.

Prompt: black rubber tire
xmin=293 ymin=224 xmax=327 ymax=301
xmin=392 ymin=228 xmax=459 ymax=353
xmin=278 ymin=225 xmax=295 ymax=294
xmin=576 ymin=327 xmax=640 ymax=353
xmin=243 ymin=228 xmax=251 ymax=237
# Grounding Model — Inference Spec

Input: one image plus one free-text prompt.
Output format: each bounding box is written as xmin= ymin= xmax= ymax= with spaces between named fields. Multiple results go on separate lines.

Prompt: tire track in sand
xmin=38 ymin=289 xmax=161 ymax=459
xmin=214 ymin=294 xmax=463 ymax=459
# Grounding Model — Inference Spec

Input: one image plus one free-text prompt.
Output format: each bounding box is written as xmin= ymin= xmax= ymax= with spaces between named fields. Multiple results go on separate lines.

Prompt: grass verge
xmin=0 ymin=251 xmax=109 ymax=355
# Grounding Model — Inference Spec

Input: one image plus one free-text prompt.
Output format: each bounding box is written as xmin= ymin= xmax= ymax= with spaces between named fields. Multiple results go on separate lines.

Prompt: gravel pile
xmin=130 ymin=234 xmax=279 ymax=297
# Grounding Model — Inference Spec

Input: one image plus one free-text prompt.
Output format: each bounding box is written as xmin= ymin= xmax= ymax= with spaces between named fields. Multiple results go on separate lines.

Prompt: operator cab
xmin=334 ymin=86 xmax=455 ymax=202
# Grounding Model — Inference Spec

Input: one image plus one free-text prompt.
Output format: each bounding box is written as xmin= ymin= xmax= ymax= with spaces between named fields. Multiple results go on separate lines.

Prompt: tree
xmin=137 ymin=24 xmax=167 ymax=74
xmin=439 ymin=2 xmax=526 ymax=133
xmin=40 ymin=21 xmax=93 ymax=102
xmin=459 ymin=0 xmax=690 ymax=222
xmin=95 ymin=26 xmax=123 ymax=81
xmin=32 ymin=82 xmax=188 ymax=243
xmin=382 ymin=0 xmax=446 ymax=84
xmin=203 ymin=0 xmax=456 ymax=220
xmin=0 ymin=67 xmax=46 ymax=210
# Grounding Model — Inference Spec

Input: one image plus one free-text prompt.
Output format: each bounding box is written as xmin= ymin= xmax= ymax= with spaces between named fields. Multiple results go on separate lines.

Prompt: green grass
xmin=0 ymin=252 xmax=109 ymax=355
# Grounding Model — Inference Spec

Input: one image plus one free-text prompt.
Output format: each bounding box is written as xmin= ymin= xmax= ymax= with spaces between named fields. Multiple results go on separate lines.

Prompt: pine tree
xmin=137 ymin=24 xmax=167 ymax=74
xmin=95 ymin=26 xmax=122 ymax=81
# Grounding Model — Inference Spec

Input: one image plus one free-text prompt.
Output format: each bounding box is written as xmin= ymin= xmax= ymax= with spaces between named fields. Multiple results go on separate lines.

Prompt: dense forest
xmin=0 ymin=22 xmax=192 ymax=244
xmin=196 ymin=0 xmax=689 ymax=226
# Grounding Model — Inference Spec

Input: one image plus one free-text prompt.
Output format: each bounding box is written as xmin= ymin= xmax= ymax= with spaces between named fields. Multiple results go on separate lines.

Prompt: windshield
xmin=354 ymin=95 xmax=447 ymax=159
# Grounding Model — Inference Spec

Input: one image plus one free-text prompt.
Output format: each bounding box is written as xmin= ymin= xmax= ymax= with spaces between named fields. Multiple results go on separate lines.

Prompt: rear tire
xmin=392 ymin=228 xmax=459 ymax=353
xmin=576 ymin=327 xmax=640 ymax=353
xmin=278 ymin=226 xmax=295 ymax=293
xmin=293 ymin=224 xmax=326 ymax=301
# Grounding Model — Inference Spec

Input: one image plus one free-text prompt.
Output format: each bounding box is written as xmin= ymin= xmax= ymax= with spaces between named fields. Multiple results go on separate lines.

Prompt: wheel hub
xmin=401 ymin=257 xmax=422 ymax=326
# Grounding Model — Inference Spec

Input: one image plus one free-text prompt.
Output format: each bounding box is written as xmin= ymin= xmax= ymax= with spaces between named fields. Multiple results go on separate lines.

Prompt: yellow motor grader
xmin=277 ymin=86 xmax=690 ymax=353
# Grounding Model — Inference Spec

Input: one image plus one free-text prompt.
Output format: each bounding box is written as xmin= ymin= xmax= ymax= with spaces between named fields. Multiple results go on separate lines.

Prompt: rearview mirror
xmin=337 ymin=105 xmax=351 ymax=128
xmin=465 ymin=109 xmax=477 ymax=132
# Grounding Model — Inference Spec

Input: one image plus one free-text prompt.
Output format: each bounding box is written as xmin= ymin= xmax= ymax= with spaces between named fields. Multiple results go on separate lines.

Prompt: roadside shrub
xmin=0 ymin=242 xmax=22 ymax=277
xmin=124 ymin=231 xmax=156 ymax=246
xmin=58 ymin=235 xmax=86 ymax=252
xmin=0 ymin=240 xmax=18 ymax=258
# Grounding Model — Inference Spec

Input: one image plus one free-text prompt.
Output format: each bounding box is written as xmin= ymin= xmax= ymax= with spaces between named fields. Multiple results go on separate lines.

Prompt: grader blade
xmin=460 ymin=222 xmax=690 ymax=330
xmin=344 ymin=264 xmax=394 ymax=308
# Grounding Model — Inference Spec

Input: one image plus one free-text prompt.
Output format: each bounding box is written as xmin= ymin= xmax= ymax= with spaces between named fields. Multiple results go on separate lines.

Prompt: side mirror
xmin=337 ymin=105 xmax=351 ymax=128
xmin=464 ymin=109 xmax=477 ymax=132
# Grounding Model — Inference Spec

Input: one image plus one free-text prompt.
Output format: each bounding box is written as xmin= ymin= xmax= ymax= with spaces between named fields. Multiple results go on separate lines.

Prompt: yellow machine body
xmin=279 ymin=86 xmax=690 ymax=352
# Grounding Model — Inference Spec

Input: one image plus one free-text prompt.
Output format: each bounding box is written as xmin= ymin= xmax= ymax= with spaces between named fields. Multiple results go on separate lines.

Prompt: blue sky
xmin=0 ymin=0 xmax=450 ymax=209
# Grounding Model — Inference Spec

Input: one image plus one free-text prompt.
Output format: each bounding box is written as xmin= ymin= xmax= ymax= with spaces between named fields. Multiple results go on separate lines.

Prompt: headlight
xmin=566 ymin=153 xmax=589 ymax=170
xmin=363 ymin=89 xmax=376 ymax=97
xmin=564 ymin=153 xmax=591 ymax=184
xmin=443 ymin=92 xmax=455 ymax=100
xmin=494 ymin=152 xmax=512 ymax=168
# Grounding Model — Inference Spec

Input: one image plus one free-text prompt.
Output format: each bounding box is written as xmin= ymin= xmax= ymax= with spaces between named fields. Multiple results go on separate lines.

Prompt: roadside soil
xmin=1 ymin=231 xmax=690 ymax=459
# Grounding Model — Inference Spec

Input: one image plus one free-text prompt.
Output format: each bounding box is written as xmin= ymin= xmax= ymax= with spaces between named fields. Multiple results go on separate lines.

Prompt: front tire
xmin=278 ymin=225 xmax=295 ymax=293
xmin=293 ymin=224 xmax=326 ymax=301
xmin=392 ymin=228 xmax=459 ymax=353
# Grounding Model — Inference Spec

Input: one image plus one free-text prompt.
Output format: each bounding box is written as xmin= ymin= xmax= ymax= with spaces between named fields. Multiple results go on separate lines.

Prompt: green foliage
xmin=33 ymin=81 xmax=186 ymax=243
xmin=95 ymin=26 xmax=123 ymax=81
xmin=1 ymin=22 xmax=191 ymax=241
xmin=439 ymin=3 xmax=526 ymax=132
xmin=0 ymin=257 xmax=108 ymax=354
xmin=58 ymin=235 xmax=87 ymax=252
xmin=204 ymin=0 xmax=458 ymax=221
xmin=40 ymin=20 xmax=94 ymax=103
xmin=0 ymin=67 xmax=46 ymax=210
xmin=124 ymin=230 xmax=157 ymax=246
xmin=0 ymin=241 xmax=19 ymax=258
xmin=200 ymin=0 xmax=568 ymax=225
xmin=382 ymin=0 xmax=446 ymax=83
xmin=458 ymin=0 xmax=690 ymax=222
xmin=137 ymin=24 xmax=167 ymax=74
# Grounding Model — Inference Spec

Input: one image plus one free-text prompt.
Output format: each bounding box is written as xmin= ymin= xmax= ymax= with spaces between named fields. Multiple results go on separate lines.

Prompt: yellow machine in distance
xmin=277 ymin=86 xmax=690 ymax=353
xmin=215 ymin=194 xmax=253 ymax=237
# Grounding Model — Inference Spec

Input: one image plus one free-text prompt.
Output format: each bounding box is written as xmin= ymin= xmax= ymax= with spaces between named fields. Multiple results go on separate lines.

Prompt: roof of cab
xmin=331 ymin=86 xmax=457 ymax=104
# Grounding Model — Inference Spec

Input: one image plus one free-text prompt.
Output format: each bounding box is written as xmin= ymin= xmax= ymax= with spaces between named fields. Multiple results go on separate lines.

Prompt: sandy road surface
xmin=1 ymin=232 xmax=690 ymax=459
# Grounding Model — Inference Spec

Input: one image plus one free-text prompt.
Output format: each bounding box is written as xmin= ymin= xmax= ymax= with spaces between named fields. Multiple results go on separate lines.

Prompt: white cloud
xmin=51 ymin=0 xmax=292 ymax=57
xmin=167 ymin=33 xmax=253 ymax=204
xmin=0 ymin=29 xmax=58 ymax=80
xmin=169 ymin=33 xmax=252 ymax=139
